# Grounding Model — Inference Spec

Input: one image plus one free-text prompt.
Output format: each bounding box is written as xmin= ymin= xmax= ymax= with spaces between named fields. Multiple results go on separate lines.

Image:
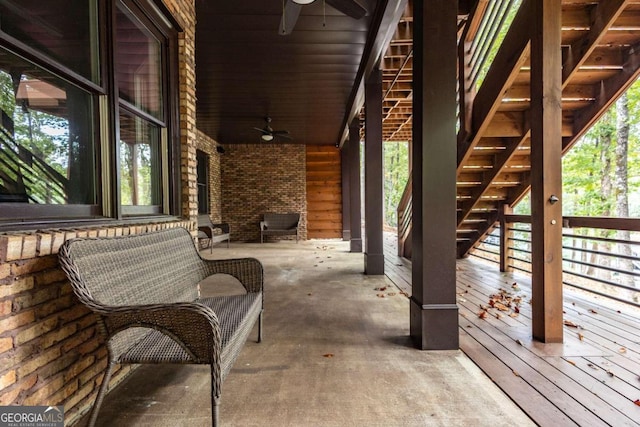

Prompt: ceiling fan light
xmin=292 ymin=0 xmax=315 ymax=4
xmin=261 ymin=134 xmax=274 ymax=142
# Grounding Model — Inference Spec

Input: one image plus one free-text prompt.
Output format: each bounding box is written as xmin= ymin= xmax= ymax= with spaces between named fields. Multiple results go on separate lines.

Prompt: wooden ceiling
xmin=195 ymin=0 xmax=380 ymax=145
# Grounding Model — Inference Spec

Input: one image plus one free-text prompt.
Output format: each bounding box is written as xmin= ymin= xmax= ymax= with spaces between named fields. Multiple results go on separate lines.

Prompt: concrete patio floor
xmin=79 ymin=239 xmax=534 ymax=427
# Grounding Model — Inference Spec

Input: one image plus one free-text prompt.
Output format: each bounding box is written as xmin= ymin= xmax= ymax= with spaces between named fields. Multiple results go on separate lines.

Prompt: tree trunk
xmin=614 ymin=93 xmax=636 ymax=300
xmin=597 ymin=116 xmax=613 ymax=282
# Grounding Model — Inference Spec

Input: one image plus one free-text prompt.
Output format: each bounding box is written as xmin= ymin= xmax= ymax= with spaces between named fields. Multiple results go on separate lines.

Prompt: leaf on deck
xmin=563 ymin=320 xmax=580 ymax=328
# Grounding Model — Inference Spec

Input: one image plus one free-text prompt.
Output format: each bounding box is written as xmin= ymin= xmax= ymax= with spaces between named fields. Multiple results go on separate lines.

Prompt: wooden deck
xmin=383 ymin=233 xmax=640 ymax=427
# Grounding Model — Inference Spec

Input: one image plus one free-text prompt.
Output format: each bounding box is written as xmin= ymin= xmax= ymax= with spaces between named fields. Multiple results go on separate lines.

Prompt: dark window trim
xmin=0 ymin=0 xmax=182 ymax=228
xmin=0 ymin=33 xmax=104 ymax=95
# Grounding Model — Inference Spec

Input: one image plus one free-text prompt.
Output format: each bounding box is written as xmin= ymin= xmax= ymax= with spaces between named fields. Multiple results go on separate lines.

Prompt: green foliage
xmin=562 ymin=79 xmax=640 ymax=217
xmin=383 ymin=141 xmax=409 ymax=227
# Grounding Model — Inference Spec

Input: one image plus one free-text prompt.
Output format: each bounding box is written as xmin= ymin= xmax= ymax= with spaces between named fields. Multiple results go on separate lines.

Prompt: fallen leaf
xmin=634 ymin=399 xmax=640 ymax=407
xmin=563 ymin=320 xmax=579 ymax=328
xmin=308 ymin=293 xmax=313 ymax=296
xmin=494 ymin=302 xmax=510 ymax=312
xmin=607 ymin=370 xmax=615 ymax=377
xmin=566 ymin=360 xmax=576 ymax=366
xmin=509 ymin=312 xmax=519 ymax=318
xmin=376 ymin=293 xmax=385 ymax=298
xmin=496 ymin=313 xmax=503 ymax=319
xmin=578 ymin=332 xmax=584 ymax=341
xmin=514 ymin=306 xmax=520 ymax=313
xmin=323 ymin=353 xmax=334 ymax=358
xmin=512 ymin=370 xmax=520 ymax=377
xmin=387 ymin=292 xmax=397 ymax=297
xmin=589 ymin=309 xmax=598 ymax=314
xmin=619 ymin=347 xmax=627 ymax=353
xmin=587 ymin=363 xmax=597 ymax=369
xmin=516 ymin=339 xmax=523 ymax=346
xmin=478 ymin=311 xmax=488 ymax=319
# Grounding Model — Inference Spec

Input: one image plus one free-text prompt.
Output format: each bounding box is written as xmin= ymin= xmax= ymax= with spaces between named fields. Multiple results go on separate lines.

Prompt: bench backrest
xmin=198 ymin=214 xmax=212 ymax=228
xmin=263 ymin=213 xmax=300 ymax=230
xmin=59 ymin=228 xmax=205 ymax=308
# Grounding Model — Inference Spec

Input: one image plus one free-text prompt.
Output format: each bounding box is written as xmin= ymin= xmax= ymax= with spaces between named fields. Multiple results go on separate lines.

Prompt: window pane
xmin=116 ymin=4 xmax=163 ymax=119
xmin=119 ymin=111 xmax=161 ymax=208
xmin=0 ymin=49 xmax=97 ymax=206
xmin=0 ymin=0 xmax=99 ymax=83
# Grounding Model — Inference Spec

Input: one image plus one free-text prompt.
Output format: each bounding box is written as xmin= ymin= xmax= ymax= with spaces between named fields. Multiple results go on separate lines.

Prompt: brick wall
xmin=0 ymin=1 xmax=197 ymax=425
xmin=196 ymin=130 xmax=223 ymax=222
xmin=221 ymin=144 xmax=307 ymax=242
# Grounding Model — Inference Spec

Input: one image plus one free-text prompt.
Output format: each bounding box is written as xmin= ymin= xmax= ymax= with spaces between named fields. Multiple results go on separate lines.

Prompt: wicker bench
xmin=58 ymin=227 xmax=263 ymax=427
xmin=260 ymin=213 xmax=300 ymax=243
xmin=198 ymin=214 xmax=230 ymax=252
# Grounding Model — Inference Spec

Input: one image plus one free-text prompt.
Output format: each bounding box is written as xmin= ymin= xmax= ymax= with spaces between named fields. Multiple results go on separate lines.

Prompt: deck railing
xmin=471 ymin=215 xmax=640 ymax=307
xmin=396 ymin=172 xmax=412 ymax=257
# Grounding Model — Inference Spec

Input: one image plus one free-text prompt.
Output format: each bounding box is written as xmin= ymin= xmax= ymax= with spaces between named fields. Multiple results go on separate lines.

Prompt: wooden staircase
xmin=388 ymin=0 xmax=640 ymax=259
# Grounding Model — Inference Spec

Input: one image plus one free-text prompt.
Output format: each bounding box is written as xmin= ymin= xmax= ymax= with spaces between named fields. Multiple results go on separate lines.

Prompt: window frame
xmin=0 ymin=0 xmax=181 ymax=228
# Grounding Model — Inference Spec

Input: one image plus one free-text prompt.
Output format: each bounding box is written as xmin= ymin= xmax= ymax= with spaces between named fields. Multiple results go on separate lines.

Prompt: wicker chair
xmin=58 ymin=227 xmax=263 ymax=427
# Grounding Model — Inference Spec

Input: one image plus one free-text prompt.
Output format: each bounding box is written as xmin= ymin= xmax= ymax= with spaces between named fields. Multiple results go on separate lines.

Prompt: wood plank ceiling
xmin=195 ymin=0 xmax=379 ymax=145
xmin=382 ymin=0 xmax=640 ymax=258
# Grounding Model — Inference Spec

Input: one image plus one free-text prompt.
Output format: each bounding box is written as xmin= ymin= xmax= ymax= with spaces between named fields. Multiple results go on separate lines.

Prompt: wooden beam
xmin=457 ymin=0 xmax=531 ymax=171
xmin=456 ymin=135 xmax=527 ymax=226
xmin=565 ymin=40 xmax=640 ymax=151
xmin=530 ymin=0 xmax=563 ymax=343
xmin=338 ymin=0 xmax=409 ymax=147
xmin=562 ymin=0 xmax=630 ymax=86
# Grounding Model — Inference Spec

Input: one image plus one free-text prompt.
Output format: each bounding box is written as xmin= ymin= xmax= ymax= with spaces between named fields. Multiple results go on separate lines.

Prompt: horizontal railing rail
xmin=471 ymin=215 xmax=640 ymax=308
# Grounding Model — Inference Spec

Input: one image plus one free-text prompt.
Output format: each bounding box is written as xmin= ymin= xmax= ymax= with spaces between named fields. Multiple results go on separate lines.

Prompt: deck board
xmin=383 ymin=233 xmax=640 ymax=427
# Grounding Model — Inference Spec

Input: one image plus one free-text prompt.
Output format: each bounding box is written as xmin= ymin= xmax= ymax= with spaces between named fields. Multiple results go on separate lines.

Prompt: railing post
xmin=499 ymin=204 xmax=513 ymax=272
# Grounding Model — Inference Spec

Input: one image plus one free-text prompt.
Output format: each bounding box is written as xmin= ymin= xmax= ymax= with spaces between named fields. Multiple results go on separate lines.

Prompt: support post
xmin=499 ymin=204 xmax=513 ymax=273
xmin=364 ymin=66 xmax=384 ymax=275
xmin=341 ymin=144 xmax=351 ymax=241
xmin=348 ymin=119 xmax=362 ymax=253
xmin=530 ymin=0 xmax=564 ymax=342
xmin=410 ymin=0 xmax=458 ymax=350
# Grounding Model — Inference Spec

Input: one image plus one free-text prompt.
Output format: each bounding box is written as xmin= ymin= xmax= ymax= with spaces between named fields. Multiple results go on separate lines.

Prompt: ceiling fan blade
xmin=272 ymin=130 xmax=290 ymax=135
xmin=275 ymin=133 xmax=293 ymax=140
xmin=279 ymin=1 xmax=302 ymax=36
xmin=325 ymin=0 xmax=367 ymax=19
xmin=252 ymin=127 xmax=269 ymax=134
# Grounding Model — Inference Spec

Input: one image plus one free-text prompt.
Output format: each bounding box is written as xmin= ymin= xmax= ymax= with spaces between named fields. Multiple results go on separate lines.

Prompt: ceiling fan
xmin=253 ymin=117 xmax=292 ymax=142
xmin=279 ymin=0 xmax=367 ymax=36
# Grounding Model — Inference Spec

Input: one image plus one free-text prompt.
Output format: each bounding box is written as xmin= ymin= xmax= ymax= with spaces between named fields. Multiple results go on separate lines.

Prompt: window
xmin=196 ymin=150 xmax=209 ymax=214
xmin=0 ymin=0 xmax=180 ymax=226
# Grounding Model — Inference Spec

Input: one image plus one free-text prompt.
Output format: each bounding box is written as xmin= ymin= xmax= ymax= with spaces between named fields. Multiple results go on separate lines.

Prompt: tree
xmin=614 ymin=92 xmax=636 ymax=298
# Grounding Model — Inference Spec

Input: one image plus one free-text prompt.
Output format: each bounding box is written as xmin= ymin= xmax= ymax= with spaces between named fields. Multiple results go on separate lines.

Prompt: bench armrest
xmin=101 ymin=302 xmax=221 ymax=364
xmin=260 ymin=221 xmax=267 ymax=231
xmin=203 ymin=257 xmax=263 ymax=294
